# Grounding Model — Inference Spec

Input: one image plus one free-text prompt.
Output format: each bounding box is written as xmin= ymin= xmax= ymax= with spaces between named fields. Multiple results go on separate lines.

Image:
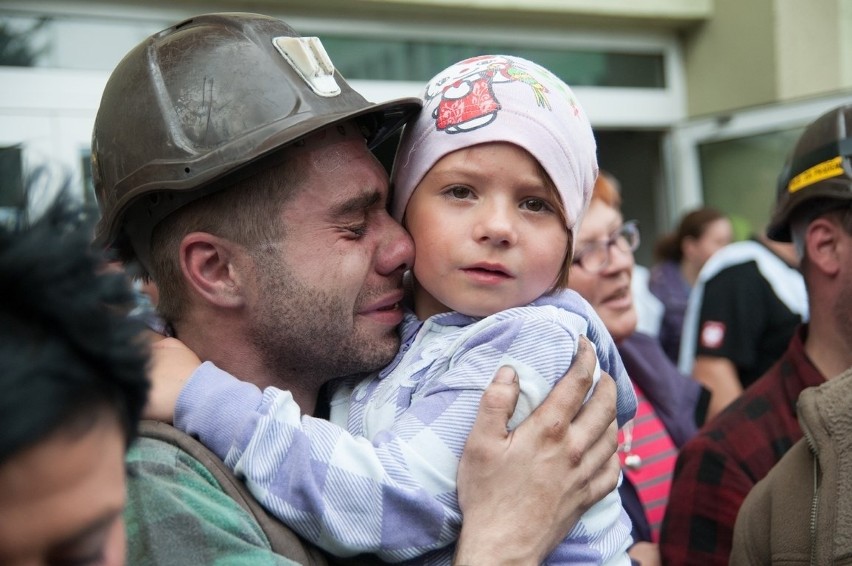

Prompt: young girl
xmin=163 ymin=55 xmax=636 ymax=564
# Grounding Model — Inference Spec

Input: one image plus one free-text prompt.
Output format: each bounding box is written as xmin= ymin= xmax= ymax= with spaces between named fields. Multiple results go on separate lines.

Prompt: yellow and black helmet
xmin=768 ymin=104 xmax=852 ymax=242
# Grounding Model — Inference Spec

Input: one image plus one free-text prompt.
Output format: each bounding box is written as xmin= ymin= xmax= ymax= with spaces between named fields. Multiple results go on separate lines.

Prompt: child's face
xmin=405 ymin=142 xmax=569 ymax=319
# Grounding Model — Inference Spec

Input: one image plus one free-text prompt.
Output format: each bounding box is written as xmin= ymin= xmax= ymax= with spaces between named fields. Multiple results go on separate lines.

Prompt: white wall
xmin=0 ymin=67 xmax=108 ymax=198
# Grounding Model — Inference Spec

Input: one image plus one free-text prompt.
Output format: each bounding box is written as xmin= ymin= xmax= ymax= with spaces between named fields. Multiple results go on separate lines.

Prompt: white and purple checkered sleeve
xmin=174 ymin=307 xmax=626 ymax=563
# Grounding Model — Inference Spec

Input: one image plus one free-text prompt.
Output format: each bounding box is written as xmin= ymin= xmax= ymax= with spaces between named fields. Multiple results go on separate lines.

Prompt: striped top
xmin=618 ymin=382 xmax=678 ymax=541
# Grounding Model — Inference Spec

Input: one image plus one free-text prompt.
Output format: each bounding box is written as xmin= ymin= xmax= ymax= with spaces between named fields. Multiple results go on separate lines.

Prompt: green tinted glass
xmin=318 ymin=36 xmax=665 ymax=88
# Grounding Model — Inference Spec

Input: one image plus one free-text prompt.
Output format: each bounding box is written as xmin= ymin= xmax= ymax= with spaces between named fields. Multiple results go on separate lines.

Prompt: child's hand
xmin=144 ymin=337 xmax=202 ymax=423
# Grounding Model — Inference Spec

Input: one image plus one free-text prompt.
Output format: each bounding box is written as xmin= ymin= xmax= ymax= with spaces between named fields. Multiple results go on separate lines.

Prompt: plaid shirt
xmin=125 ymin=437 xmax=302 ymax=566
xmin=659 ymin=326 xmax=824 ymax=565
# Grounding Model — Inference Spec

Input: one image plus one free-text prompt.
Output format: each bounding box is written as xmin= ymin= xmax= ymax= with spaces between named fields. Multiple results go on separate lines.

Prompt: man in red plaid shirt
xmin=660 ymin=104 xmax=852 ymax=565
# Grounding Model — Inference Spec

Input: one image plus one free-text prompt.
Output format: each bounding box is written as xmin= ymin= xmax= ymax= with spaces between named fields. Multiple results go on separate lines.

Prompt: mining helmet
xmin=91 ymin=12 xmax=421 ymax=272
xmin=767 ymin=104 xmax=852 ymax=241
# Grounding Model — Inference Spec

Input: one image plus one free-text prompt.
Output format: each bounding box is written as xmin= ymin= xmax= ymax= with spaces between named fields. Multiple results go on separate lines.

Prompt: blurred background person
xmin=662 ymin=103 xmax=852 ymax=566
xmin=678 ymin=227 xmax=806 ymax=418
xmin=0 ymin=195 xmax=149 ymax=566
xmin=631 ymin=261 xmax=664 ymax=338
xmin=568 ymin=173 xmax=710 ymax=566
xmin=597 ymin=171 xmax=665 ymax=338
xmin=649 ymin=207 xmax=732 ymax=363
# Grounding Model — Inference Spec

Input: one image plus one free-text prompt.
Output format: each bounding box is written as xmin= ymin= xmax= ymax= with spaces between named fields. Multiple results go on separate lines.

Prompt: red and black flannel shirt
xmin=659 ymin=326 xmax=824 ymax=565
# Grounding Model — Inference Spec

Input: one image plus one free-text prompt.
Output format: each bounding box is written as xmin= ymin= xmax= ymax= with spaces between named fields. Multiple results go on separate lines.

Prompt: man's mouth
xmin=362 ymin=291 xmax=405 ymax=313
xmin=358 ymin=290 xmax=405 ymax=324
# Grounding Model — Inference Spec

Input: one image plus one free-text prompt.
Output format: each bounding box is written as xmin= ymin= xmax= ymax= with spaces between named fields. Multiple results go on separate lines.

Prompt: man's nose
xmin=377 ymin=213 xmax=415 ymax=274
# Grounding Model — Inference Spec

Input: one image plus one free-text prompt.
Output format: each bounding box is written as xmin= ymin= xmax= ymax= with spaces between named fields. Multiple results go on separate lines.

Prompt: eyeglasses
xmin=572 ymin=220 xmax=640 ymax=274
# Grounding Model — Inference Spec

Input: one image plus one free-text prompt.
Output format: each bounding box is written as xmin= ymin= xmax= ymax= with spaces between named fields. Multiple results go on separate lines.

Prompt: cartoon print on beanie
xmin=425 ymin=55 xmax=578 ymax=134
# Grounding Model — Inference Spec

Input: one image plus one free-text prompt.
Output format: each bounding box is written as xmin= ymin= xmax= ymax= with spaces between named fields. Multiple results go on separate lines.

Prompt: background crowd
xmin=1 ymin=10 xmax=851 ymax=566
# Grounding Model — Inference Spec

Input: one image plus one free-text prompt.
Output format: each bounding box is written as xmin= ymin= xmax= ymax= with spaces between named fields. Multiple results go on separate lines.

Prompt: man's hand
xmin=144 ymin=337 xmax=202 ymax=423
xmin=454 ymin=337 xmax=619 ymax=565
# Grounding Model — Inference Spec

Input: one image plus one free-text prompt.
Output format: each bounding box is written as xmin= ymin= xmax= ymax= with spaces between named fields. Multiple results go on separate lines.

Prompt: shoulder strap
xmin=138 ymin=420 xmax=328 ymax=566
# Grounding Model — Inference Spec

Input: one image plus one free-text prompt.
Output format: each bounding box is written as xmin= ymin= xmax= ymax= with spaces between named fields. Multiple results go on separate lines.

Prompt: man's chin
xmin=361 ymin=333 xmax=401 ymax=372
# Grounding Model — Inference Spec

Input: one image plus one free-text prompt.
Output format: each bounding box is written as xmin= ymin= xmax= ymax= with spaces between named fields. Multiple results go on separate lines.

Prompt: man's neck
xmin=804 ymin=310 xmax=852 ymax=381
xmin=175 ymin=319 xmax=320 ymax=415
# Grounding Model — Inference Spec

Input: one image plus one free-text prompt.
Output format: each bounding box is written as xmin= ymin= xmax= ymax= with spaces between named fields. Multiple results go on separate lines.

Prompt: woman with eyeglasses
xmin=567 ymin=171 xmax=711 ymax=566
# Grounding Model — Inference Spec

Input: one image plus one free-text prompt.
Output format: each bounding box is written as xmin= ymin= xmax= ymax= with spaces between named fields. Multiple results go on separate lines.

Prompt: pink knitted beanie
xmin=391 ymin=55 xmax=598 ymax=236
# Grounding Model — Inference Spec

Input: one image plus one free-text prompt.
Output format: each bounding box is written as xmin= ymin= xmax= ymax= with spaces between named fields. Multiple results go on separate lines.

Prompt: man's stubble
xmin=249 ymin=252 xmax=401 ymax=392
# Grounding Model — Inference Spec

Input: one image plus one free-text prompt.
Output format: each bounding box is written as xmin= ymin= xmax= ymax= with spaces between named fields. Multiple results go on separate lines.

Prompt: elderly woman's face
xmin=568 ymin=199 xmax=638 ymax=342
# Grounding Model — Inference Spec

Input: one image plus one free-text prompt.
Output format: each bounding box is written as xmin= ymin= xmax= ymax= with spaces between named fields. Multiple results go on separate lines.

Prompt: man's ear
xmin=179 ymin=232 xmax=247 ymax=308
xmin=805 ymin=217 xmax=842 ymax=277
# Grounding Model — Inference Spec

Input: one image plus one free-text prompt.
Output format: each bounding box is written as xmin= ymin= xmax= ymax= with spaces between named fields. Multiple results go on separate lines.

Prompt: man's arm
xmin=692 ymin=355 xmax=742 ymax=420
xmin=455 ymin=338 xmax=620 ymax=565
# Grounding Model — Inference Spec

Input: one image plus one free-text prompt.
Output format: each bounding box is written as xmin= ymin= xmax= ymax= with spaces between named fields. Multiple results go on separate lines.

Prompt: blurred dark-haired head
xmin=654 ymin=206 xmax=731 ymax=263
xmin=0 ymin=194 xmax=149 ymax=465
